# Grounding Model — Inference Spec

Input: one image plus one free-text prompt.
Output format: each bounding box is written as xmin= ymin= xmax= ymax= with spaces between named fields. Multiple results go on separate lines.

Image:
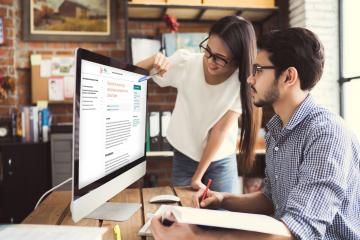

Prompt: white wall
xmin=289 ymin=0 xmax=339 ymax=114
xmin=342 ymin=0 xmax=360 ymax=141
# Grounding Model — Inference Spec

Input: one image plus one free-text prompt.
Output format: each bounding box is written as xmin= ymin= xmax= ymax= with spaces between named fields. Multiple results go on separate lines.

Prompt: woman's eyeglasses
xmin=252 ymin=63 xmax=276 ymax=76
xmin=199 ymin=38 xmax=232 ymax=68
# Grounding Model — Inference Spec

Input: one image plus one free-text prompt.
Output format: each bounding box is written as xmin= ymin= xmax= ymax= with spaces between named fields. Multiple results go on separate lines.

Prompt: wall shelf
xmin=146 ymin=148 xmax=266 ymax=157
xmin=48 ymin=100 xmax=73 ymax=105
xmin=128 ymin=3 xmax=278 ymax=23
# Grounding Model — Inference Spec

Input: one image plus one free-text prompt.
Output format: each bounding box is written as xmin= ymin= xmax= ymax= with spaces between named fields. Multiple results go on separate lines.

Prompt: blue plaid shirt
xmin=263 ymin=95 xmax=360 ymax=240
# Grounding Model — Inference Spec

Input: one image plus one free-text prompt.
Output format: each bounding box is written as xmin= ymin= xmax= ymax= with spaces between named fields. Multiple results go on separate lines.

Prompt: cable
xmin=34 ymin=177 xmax=72 ymax=210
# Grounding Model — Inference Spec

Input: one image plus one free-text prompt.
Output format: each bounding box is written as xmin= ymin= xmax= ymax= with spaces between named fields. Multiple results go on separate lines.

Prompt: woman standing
xmin=137 ymin=16 xmax=260 ymax=193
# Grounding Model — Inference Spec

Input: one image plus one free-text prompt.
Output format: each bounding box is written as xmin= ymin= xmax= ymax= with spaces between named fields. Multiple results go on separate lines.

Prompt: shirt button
xmin=275 ymin=175 xmax=278 ymax=180
xmin=274 ymin=146 xmax=279 ymax=151
xmin=275 ymin=204 xmax=278 ymax=209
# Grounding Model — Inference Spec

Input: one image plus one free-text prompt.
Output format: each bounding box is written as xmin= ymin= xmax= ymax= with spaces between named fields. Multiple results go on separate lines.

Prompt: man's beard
xmin=253 ymin=80 xmax=279 ymax=107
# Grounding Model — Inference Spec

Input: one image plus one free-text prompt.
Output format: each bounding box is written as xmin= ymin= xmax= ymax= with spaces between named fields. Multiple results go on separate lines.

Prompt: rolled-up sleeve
xmin=281 ymin=125 xmax=351 ymax=240
xmin=262 ymin=171 xmax=272 ymax=201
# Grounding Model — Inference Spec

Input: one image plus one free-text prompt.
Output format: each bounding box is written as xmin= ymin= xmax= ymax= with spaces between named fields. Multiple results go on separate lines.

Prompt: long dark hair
xmin=209 ymin=16 xmax=261 ymax=174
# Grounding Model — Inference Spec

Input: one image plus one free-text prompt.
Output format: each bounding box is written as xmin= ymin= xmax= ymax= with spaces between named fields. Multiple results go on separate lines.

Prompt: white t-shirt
xmin=152 ymin=49 xmax=241 ymax=162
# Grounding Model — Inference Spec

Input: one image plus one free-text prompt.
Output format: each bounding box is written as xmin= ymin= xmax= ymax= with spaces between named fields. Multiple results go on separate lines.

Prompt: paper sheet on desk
xmin=172 ymin=206 xmax=291 ymax=237
xmin=0 ymin=224 xmax=107 ymax=240
xmin=139 ymin=205 xmax=291 ymax=237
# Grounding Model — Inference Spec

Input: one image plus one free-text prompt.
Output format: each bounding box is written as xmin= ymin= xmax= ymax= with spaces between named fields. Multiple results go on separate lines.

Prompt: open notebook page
xmin=171 ymin=206 xmax=291 ymax=237
xmin=139 ymin=205 xmax=291 ymax=237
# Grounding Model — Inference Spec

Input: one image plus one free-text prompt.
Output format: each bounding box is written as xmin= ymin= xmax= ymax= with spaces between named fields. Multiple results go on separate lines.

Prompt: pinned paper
xmin=131 ymin=38 xmax=161 ymax=64
xmin=64 ymin=76 xmax=75 ymax=99
xmin=48 ymin=77 xmax=64 ymax=101
xmin=30 ymin=54 xmax=42 ymax=66
xmin=51 ymin=56 xmax=74 ymax=76
xmin=36 ymin=100 xmax=48 ymax=110
xmin=0 ymin=18 xmax=4 ymax=45
xmin=40 ymin=59 xmax=52 ymax=77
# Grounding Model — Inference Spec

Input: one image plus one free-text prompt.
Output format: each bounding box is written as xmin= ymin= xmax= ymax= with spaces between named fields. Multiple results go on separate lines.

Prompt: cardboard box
xmin=167 ymin=0 xmax=202 ymax=5
xmin=203 ymin=0 xmax=275 ymax=8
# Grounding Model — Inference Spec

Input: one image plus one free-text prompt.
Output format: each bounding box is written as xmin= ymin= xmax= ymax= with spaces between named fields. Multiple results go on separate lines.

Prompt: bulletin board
xmin=30 ymin=54 xmax=75 ymax=104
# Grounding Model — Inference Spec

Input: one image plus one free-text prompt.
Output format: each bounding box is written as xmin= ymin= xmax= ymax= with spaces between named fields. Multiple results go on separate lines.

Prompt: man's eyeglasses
xmin=199 ymin=38 xmax=232 ymax=68
xmin=252 ymin=63 xmax=276 ymax=76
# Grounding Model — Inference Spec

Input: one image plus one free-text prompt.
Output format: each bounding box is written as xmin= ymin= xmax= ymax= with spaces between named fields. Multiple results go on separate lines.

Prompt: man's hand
xmin=150 ymin=215 xmax=201 ymax=240
xmin=192 ymin=188 xmax=225 ymax=209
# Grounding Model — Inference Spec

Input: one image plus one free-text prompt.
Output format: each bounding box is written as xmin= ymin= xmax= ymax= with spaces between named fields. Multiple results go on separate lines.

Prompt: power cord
xmin=34 ymin=177 xmax=72 ymax=210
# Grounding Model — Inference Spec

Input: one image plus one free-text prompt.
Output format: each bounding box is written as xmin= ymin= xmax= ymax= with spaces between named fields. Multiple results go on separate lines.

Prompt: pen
xmin=138 ymin=72 xmax=160 ymax=82
xmin=201 ymin=179 xmax=212 ymax=203
xmin=114 ymin=224 xmax=121 ymax=240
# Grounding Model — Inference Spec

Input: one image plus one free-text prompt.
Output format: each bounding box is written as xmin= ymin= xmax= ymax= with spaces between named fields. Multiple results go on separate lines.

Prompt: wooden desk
xmin=22 ymin=186 xmax=194 ymax=240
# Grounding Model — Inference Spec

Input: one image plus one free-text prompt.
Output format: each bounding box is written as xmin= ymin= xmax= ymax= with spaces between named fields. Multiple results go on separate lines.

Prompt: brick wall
xmin=289 ymin=0 xmax=340 ymax=114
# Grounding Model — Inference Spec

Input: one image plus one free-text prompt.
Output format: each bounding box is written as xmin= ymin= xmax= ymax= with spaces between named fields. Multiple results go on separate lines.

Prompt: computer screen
xmin=71 ymin=48 xmax=148 ymax=223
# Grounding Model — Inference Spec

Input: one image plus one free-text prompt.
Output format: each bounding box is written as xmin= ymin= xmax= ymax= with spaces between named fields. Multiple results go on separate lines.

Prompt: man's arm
xmin=279 ymin=125 xmax=352 ymax=239
xmin=221 ymin=191 xmax=274 ymax=215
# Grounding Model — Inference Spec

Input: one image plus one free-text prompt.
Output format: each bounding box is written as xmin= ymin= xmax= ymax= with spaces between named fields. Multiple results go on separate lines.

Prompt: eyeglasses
xmin=199 ymin=38 xmax=231 ymax=68
xmin=252 ymin=63 xmax=276 ymax=76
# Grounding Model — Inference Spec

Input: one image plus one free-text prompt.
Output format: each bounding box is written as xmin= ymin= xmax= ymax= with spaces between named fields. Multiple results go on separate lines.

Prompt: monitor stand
xmin=85 ymin=202 xmax=142 ymax=221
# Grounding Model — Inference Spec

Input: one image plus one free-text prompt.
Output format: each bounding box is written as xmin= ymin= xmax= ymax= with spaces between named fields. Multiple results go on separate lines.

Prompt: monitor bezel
xmin=73 ymin=48 xmax=148 ymax=199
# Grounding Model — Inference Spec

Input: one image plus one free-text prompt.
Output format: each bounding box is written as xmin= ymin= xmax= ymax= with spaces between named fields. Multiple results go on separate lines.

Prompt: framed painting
xmin=23 ymin=0 xmax=117 ymax=42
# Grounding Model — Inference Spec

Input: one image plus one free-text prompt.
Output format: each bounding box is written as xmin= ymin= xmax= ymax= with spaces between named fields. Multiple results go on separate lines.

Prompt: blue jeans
xmin=171 ymin=149 xmax=239 ymax=194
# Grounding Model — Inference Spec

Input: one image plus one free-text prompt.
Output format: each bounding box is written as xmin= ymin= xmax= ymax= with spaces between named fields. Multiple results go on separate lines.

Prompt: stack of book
xmin=19 ymin=106 xmax=49 ymax=143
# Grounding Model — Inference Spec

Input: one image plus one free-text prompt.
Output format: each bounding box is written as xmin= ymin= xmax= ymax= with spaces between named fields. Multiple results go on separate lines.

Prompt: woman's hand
xmin=192 ymin=188 xmax=224 ymax=209
xmin=152 ymin=52 xmax=170 ymax=77
xmin=191 ymin=176 xmax=206 ymax=191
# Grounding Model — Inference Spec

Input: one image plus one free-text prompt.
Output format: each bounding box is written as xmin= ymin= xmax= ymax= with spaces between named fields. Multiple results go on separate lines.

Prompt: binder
xmin=145 ymin=114 xmax=151 ymax=152
xmin=160 ymin=111 xmax=172 ymax=151
xmin=24 ymin=107 xmax=31 ymax=142
xmin=31 ymin=106 xmax=39 ymax=143
xmin=149 ymin=112 xmax=161 ymax=151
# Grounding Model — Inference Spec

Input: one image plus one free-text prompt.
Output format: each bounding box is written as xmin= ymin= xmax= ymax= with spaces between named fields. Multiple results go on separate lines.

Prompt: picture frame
xmin=23 ymin=0 xmax=117 ymax=42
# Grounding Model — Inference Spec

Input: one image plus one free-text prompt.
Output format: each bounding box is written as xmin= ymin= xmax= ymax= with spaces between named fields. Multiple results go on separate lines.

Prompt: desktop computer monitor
xmin=71 ymin=48 xmax=148 ymax=223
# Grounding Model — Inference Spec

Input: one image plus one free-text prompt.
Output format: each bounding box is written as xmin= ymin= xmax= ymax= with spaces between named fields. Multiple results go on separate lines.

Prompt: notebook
xmin=139 ymin=205 xmax=291 ymax=237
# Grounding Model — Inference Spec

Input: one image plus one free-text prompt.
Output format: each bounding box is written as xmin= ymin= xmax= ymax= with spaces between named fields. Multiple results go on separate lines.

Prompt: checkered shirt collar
xmin=265 ymin=94 xmax=317 ymax=132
